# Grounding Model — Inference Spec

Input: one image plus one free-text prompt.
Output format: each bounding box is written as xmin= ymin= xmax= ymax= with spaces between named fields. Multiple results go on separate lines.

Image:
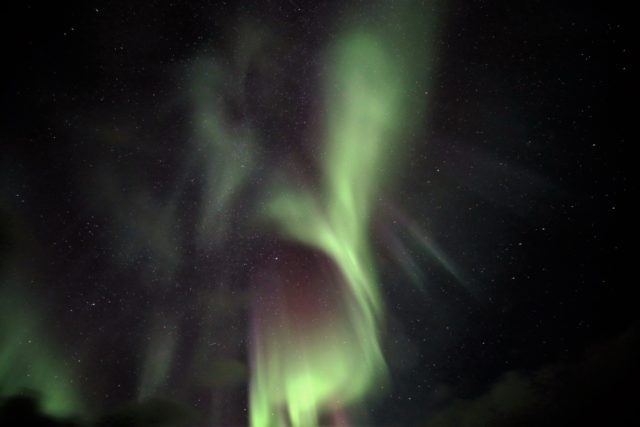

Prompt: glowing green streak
xmin=251 ymin=3 xmax=436 ymax=426
xmin=0 ymin=288 xmax=83 ymax=418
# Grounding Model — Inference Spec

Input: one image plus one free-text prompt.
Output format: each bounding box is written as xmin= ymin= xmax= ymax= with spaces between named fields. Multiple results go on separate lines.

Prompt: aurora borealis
xmin=250 ymin=6 xmax=436 ymax=425
xmin=1 ymin=1 xmax=632 ymax=427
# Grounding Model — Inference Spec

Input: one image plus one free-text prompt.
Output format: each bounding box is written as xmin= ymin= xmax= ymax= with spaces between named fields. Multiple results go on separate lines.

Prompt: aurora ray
xmin=249 ymin=3 xmax=437 ymax=426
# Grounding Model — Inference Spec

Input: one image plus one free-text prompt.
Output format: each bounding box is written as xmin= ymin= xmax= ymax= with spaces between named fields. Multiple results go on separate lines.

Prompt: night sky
xmin=1 ymin=1 xmax=633 ymax=427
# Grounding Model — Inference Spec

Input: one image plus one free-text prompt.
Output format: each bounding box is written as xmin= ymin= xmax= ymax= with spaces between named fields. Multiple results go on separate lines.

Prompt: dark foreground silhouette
xmin=0 ymin=394 xmax=193 ymax=427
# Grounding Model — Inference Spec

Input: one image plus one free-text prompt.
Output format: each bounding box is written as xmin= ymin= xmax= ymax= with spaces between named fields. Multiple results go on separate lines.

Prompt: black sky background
xmin=1 ymin=1 xmax=633 ymax=426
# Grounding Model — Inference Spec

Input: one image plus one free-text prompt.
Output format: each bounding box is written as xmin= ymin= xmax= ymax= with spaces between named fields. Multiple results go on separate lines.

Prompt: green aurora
xmin=250 ymin=3 xmax=437 ymax=426
xmin=0 ymin=2 xmax=439 ymax=426
xmin=0 ymin=288 xmax=83 ymax=418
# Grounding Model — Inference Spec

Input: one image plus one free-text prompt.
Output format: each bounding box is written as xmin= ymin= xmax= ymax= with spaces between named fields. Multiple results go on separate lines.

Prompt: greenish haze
xmin=0 ymin=288 xmax=83 ymax=418
xmin=137 ymin=317 xmax=178 ymax=400
xmin=251 ymin=2 xmax=438 ymax=426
